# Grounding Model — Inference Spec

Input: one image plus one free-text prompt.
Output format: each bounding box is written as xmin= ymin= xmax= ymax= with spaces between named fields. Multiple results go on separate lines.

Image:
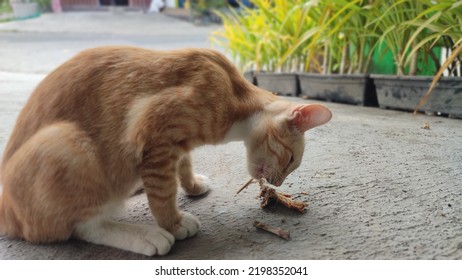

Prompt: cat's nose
xmin=267 ymin=177 xmax=283 ymax=186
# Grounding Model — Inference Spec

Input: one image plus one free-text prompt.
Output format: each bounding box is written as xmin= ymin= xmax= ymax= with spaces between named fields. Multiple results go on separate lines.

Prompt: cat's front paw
xmin=183 ymin=174 xmax=211 ymax=196
xmin=173 ymin=211 xmax=201 ymax=240
xmin=75 ymin=220 xmax=175 ymax=256
xmin=136 ymin=226 xmax=175 ymax=256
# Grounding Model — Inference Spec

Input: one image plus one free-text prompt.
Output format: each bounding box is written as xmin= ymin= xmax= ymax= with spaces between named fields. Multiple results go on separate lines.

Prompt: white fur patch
xmin=123 ymin=95 xmax=156 ymax=158
xmin=74 ymin=215 xmax=175 ymax=256
xmin=173 ymin=211 xmax=201 ymax=240
xmin=124 ymin=96 xmax=154 ymax=138
xmin=73 ymin=201 xmax=175 ymax=256
xmin=193 ymin=174 xmax=211 ymax=195
xmin=222 ymin=115 xmax=257 ymax=143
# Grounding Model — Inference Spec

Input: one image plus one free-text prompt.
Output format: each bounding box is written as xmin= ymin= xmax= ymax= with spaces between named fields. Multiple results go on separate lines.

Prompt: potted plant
xmin=214 ymin=0 xmax=379 ymax=103
xmin=297 ymin=0 xmax=379 ymax=106
xmin=1 ymin=0 xmax=13 ymax=22
xmin=190 ymin=0 xmax=226 ymax=26
xmin=214 ymin=0 xmax=307 ymax=96
xmin=213 ymin=0 xmax=461 ymax=114
xmin=212 ymin=2 xmax=266 ymax=85
xmin=415 ymin=46 xmax=462 ymax=118
xmin=370 ymin=0 xmax=462 ymax=117
xmin=410 ymin=0 xmax=461 ymax=118
xmin=250 ymin=0 xmax=314 ymax=96
xmin=9 ymin=0 xmax=41 ymax=20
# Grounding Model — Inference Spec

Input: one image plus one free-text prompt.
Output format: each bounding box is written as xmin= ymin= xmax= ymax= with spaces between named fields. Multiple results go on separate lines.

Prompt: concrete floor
xmin=1 ymin=12 xmax=462 ymax=260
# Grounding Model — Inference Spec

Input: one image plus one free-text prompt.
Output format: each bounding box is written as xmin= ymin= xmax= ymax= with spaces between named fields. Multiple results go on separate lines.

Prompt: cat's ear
xmin=288 ymin=104 xmax=332 ymax=133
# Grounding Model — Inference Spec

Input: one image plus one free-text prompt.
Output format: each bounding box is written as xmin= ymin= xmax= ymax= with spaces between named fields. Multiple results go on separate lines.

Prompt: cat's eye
xmin=287 ymin=154 xmax=294 ymax=167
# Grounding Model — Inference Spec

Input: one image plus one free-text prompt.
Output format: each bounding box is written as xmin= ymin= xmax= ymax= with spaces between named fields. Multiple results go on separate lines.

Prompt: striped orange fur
xmin=0 ymin=46 xmax=331 ymax=255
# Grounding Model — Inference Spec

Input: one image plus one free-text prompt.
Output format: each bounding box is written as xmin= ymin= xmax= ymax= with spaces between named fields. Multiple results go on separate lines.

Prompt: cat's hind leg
xmin=178 ymin=153 xmax=211 ymax=196
xmin=0 ymin=122 xmax=110 ymax=242
xmin=1 ymin=121 xmax=174 ymax=255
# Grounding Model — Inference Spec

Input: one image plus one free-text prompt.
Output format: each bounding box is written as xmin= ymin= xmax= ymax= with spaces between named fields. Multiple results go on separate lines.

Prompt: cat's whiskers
xmin=247 ymin=161 xmax=284 ymax=186
xmin=266 ymin=167 xmax=284 ymax=187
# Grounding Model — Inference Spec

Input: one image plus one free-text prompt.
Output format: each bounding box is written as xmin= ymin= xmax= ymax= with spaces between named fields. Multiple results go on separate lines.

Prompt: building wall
xmin=60 ymin=0 xmax=154 ymax=10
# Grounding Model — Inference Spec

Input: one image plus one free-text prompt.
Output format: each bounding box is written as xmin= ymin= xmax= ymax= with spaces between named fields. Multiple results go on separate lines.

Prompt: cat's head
xmin=245 ymin=102 xmax=332 ymax=186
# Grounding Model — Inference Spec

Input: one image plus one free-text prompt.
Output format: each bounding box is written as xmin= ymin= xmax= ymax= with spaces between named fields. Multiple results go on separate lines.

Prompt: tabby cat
xmin=0 ymin=46 xmax=331 ymax=256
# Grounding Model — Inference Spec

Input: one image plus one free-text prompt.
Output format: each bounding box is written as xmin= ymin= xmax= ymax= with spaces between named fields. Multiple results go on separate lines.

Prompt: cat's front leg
xmin=140 ymin=149 xmax=200 ymax=240
xmin=178 ymin=153 xmax=211 ymax=196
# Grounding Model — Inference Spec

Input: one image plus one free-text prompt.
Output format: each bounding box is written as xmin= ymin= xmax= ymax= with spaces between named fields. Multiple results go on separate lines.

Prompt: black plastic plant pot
xmin=298 ymin=73 xmax=378 ymax=106
xmin=372 ymin=75 xmax=462 ymax=118
xmin=255 ymin=72 xmax=299 ymax=96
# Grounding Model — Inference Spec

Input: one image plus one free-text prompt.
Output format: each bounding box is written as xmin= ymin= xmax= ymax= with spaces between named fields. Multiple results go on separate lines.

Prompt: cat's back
xmin=2 ymin=46 xmax=162 ymax=162
xmin=11 ymin=46 xmax=240 ymax=122
xmin=10 ymin=45 xmax=248 ymax=127
xmin=2 ymin=46 xmax=250 ymax=162
xmin=11 ymin=46 xmax=161 ymax=122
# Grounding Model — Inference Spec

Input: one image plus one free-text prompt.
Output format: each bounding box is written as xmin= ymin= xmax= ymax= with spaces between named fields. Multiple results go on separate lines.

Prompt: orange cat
xmin=0 ymin=46 xmax=331 ymax=256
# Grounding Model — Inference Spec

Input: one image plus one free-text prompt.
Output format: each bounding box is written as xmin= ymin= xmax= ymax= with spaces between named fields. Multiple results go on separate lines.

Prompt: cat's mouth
xmin=267 ymin=177 xmax=283 ymax=187
xmin=254 ymin=163 xmax=283 ymax=187
xmin=256 ymin=164 xmax=265 ymax=179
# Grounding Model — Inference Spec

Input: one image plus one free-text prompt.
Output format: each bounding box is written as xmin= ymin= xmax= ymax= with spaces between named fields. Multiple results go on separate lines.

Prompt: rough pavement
xmin=0 ymin=12 xmax=462 ymax=260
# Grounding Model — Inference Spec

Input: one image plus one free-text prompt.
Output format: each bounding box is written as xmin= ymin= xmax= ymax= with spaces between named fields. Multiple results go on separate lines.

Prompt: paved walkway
xmin=0 ymin=12 xmax=461 ymax=260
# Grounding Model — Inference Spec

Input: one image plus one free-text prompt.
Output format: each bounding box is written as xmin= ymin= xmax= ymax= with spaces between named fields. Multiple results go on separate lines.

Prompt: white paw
xmin=173 ymin=211 xmax=201 ymax=240
xmin=132 ymin=225 xmax=176 ymax=256
xmin=75 ymin=219 xmax=175 ymax=256
xmin=188 ymin=174 xmax=211 ymax=196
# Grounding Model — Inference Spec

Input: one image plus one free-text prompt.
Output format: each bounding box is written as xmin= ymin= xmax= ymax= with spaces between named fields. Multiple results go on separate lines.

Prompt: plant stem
xmin=409 ymin=42 xmax=418 ymax=76
xmin=340 ymin=41 xmax=348 ymax=74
